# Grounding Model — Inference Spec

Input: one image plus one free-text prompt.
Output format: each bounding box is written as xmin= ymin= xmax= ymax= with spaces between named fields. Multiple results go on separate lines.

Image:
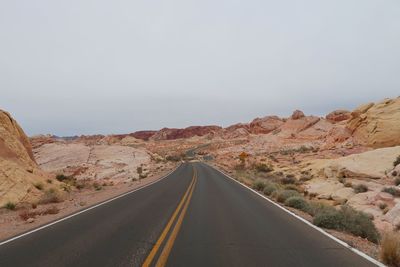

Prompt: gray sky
xmin=1 ymin=0 xmax=399 ymax=136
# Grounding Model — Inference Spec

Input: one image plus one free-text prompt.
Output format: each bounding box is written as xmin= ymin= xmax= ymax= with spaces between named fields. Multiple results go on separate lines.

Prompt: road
xmin=0 ymin=162 xmax=377 ymax=267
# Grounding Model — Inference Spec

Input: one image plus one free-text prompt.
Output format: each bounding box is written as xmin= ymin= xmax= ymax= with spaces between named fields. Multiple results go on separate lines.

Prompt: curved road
xmin=0 ymin=162 xmax=377 ymax=267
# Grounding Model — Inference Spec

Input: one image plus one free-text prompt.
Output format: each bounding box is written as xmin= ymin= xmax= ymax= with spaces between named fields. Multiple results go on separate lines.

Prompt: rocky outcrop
xmin=291 ymin=110 xmax=305 ymax=120
xmin=249 ymin=116 xmax=283 ymax=134
xmin=326 ymin=110 xmax=351 ymax=122
xmin=150 ymin=126 xmax=222 ymax=141
xmin=347 ymin=97 xmax=400 ymax=148
xmin=0 ymin=110 xmax=51 ymax=206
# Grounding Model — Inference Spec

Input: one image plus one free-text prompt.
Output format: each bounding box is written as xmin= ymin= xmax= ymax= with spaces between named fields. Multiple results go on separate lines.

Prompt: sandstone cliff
xmin=0 ymin=110 xmax=51 ymax=206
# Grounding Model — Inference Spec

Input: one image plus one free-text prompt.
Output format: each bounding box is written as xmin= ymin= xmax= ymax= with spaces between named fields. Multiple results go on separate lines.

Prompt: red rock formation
xmin=326 ymin=110 xmax=351 ymax=122
xmin=249 ymin=116 xmax=283 ymax=134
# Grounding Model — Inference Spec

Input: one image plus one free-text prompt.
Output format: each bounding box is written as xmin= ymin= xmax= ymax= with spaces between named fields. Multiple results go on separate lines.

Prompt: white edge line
xmin=0 ymin=164 xmax=181 ymax=247
xmin=209 ymin=164 xmax=386 ymax=267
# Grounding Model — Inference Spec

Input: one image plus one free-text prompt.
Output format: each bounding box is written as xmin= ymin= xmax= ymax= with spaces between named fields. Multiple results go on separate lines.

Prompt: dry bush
xmin=353 ymin=184 xmax=368 ymax=193
xmin=39 ymin=188 xmax=63 ymax=204
xmin=380 ymin=232 xmax=400 ymax=267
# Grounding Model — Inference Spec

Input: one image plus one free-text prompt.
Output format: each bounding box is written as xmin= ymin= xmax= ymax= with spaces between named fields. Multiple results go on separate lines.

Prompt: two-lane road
xmin=0 ymin=162 xmax=378 ymax=267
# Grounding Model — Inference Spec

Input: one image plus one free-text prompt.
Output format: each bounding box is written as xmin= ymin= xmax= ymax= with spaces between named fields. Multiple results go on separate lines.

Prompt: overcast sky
xmin=1 ymin=0 xmax=399 ymax=136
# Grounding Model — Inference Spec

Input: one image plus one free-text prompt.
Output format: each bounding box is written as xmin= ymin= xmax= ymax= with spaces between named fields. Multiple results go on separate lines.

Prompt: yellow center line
xmin=142 ymin=167 xmax=197 ymax=267
xmin=155 ymin=169 xmax=197 ymax=267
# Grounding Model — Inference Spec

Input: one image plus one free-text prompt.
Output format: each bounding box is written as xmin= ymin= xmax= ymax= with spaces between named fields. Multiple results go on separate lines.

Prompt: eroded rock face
xmin=347 ymin=97 xmax=400 ymax=148
xmin=326 ymin=110 xmax=351 ymax=122
xmin=0 ymin=110 xmax=51 ymax=206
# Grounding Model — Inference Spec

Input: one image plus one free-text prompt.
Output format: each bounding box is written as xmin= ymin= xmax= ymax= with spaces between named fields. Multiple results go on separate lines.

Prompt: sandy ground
xmin=0 ymin=163 xmax=178 ymax=242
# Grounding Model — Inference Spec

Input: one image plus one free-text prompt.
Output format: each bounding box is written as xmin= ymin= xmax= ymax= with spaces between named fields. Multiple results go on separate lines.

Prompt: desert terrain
xmin=1 ymin=96 xmax=400 ymax=265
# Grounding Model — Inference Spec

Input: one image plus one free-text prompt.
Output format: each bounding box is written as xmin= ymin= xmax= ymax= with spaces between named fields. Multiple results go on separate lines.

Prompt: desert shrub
xmin=313 ymin=208 xmax=344 ymax=229
xmin=313 ymin=205 xmax=379 ymax=243
xmin=137 ymin=166 xmax=143 ymax=174
xmin=166 ymin=155 xmax=181 ymax=162
xmin=393 ymin=171 xmax=398 ymax=177
xmin=380 ymin=232 xmax=400 ymax=267
xmin=379 ymin=202 xmax=388 ymax=210
xmin=254 ymin=163 xmax=273 ymax=173
xmin=252 ymin=180 xmax=266 ymax=191
xmin=56 ymin=174 xmax=68 ymax=182
xmin=39 ymin=188 xmax=63 ymax=204
xmin=382 ymin=187 xmax=400 ymax=197
xmin=33 ymin=182 xmax=44 ymax=191
xmin=394 ymin=155 xmax=400 ymax=167
xmin=338 ymin=177 xmax=345 ymax=184
xmin=4 ymin=201 xmax=16 ymax=210
xmin=139 ymin=173 xmax=148 ymax=179
xmin=93 ymin=182 xmax=102 ymax=191
xmin=275 ymin=190 xmax=300 ymax=203
xmin=353 ymin=184 xmax=368 ymax=193
xmin=307 ymin=201 xmax=336 ymax=216
xmin=280 ymin=176 xmax=296 ymax=185
xmin=285 ymin=196 xmax=310 ymax=212
xmin=263 ymin=183 xmax=278 ymax=196
xmin=395 ymin=178 xmax=400 ymax=186
xmin=46 ymin=179 xmax=53 ymax=184
xmin=340 ymin=206 xmax=379 ymax=243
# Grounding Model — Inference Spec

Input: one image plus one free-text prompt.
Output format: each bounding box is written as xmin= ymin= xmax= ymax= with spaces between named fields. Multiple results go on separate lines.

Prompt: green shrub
xmin=340 ymin=206 xmax=379 ymax=243
xmin=4 ymin=201 xmax=16 ymax=210
xmin=313 ymin=208 xmax=344 ymax=229
xmin=263 ymin=184 xmax=278 ymax=196
xmin=252 ymin=180 xmax=266 ymax=191
xmin=394 ymin=155 xmax=400 ymax=167
xmin=307 ymin=201 xmax=335 ymax=216
xmin=353 ymin=184 xmax=368 ymax=193
xmin=382 ymin=187 xmax=400 ymax=197
xmin=254 ymin=163 xmax=273 ymax=173
xmin=285 ymin=196 xmax=310 ymax=212
xmin=93 ymin=182 xmax=103 ymax=191
xmin=313 ymin=205 xmax=379 ymax=243
xmin=275 ymin=190 xmax=300 ymax=203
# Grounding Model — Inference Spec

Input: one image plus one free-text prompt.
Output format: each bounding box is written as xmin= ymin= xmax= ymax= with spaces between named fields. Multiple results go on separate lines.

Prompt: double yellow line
xmin=142 ymin=167 xmax=197 ymax=267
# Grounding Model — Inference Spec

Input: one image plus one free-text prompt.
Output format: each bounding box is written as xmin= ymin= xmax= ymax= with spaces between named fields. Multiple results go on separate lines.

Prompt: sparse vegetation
xmin=313 ymin=205 xmax=379 ymax=243
xmin=166 ymin=155 xmax=181 ymax=162
xmin=285 ymin=196 xmax=309 ymax=212
xmin=382 ymin=187 xmax=400 ymax=197
xmin=380 ymin=231 xmax=400 ymax=267
xmin=254 ymin=163 xmax=273 ymax=173
xmin=394 ymin=155 xmax=400 ymax=167
xmin=395 ymin=177 xmax=400 ymax=186
xmin=275 ymin=190 xmax=300 ymax=203
xmin=39 ymin=188 xmax=63 ymax=204
xmin=263 ymin=184 xmax=278 ymax=196
xmin=252 ymin=179 xmax=266 ymax=191
xmin=4 ymin=201 xmax=16 ymax=210
xmin=353 ymin=184 xmax=368 ymax=193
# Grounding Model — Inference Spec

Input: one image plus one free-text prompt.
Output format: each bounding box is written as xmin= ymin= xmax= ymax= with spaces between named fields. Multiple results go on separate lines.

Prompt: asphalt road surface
xmin=0 ymin=162 xmax=378 ymax=267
